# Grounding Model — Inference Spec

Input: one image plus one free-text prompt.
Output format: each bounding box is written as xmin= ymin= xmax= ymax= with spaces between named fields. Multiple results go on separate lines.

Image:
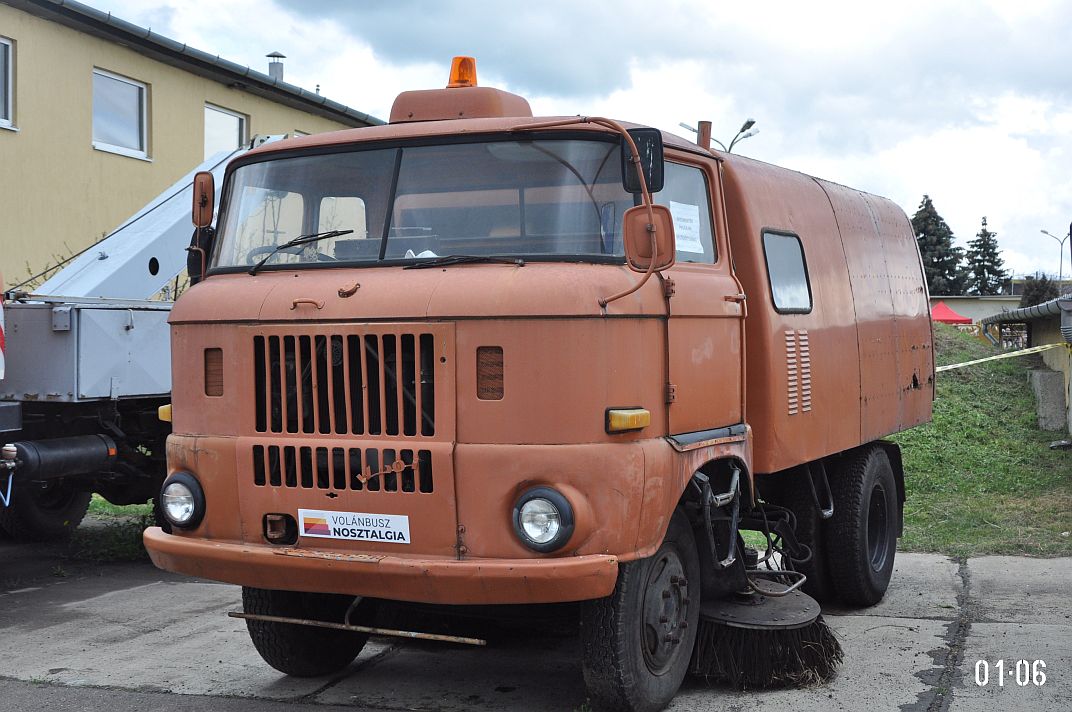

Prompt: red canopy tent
xmin=930 ymin=301 xmax=972 ymax=324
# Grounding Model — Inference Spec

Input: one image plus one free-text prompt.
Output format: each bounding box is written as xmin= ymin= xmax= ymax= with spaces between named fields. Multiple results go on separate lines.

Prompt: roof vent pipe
xmin=267 ymin=51 xmax=286 ymax=81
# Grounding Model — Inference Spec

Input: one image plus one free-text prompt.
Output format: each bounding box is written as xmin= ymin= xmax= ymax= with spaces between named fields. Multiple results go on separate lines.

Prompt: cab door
xmin=660 ymin=157 xmax=744 ymax=435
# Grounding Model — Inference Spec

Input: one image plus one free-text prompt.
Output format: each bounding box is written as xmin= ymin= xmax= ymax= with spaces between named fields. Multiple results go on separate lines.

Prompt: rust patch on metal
xmin=273 ymin=548 xmax=385 ymax=563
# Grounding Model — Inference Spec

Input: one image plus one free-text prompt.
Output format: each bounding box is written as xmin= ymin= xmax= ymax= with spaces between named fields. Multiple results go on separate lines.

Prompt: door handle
xmin=291 ymin=298 xmax=325 ymax=310
xmin=724 ymin=293 xmax=747 ymax=303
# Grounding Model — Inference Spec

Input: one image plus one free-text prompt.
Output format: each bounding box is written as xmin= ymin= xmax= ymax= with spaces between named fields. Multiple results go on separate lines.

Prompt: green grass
xmin=87 ymin=494 xmax=152 ymax=518
xmin=73 ymin=495 xmax=154 ymax=561
xmin=891 ymin=324 xmax=1072 ymax=557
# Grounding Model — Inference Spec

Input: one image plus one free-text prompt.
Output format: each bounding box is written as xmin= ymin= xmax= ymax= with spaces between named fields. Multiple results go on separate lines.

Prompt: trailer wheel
xmin=243 ymin=587 xmax=372 ymax=677
xmin=0 ymin=482 xmax=91 ymax=541
xmin=580 ymin=510 xmax=700 ymax=712
xmin=824 ymin=447 xmax=898 ymax=607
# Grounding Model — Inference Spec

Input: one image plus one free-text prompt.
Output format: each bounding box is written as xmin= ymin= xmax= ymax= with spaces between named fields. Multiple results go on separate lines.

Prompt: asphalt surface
xmin=0 ymin=521 xmax=1067 ymax=711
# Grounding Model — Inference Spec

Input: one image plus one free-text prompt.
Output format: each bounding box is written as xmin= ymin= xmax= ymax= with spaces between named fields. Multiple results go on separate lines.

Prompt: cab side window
xmin=654 ymin=162 xmax=716 ymax=263
xmin=763 ymin=230 xmax=812 ymax=313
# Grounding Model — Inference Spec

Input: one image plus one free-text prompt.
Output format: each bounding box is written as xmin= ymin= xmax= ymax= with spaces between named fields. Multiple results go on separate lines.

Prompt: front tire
xmin=580 ymin=511 xmax=700 ymax=712
xmin=243 ymin=587 xmax=371 ymax=677
xmin=824 ymin=446 xmax=899 ymax=607
xmin=0 ymin=482 xmax=91 ymax=541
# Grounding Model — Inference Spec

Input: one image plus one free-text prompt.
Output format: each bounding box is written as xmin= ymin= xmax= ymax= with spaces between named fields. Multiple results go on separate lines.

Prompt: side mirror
xmin=192 ymin=171 xmax=215 ymax=228
xmin=622 ymin=204 xmax=675 ymax=272
xmin=621 ymin=128 xmax=664 ymax=194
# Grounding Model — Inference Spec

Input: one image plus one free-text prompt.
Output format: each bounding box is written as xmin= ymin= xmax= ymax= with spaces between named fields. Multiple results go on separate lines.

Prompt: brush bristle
xmin=690 ymin=614 xmax=843 ymax=689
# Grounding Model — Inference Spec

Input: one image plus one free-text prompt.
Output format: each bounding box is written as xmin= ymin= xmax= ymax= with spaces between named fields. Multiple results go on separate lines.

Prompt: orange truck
xmin=145 ymin=58 xmax=933 ymax=711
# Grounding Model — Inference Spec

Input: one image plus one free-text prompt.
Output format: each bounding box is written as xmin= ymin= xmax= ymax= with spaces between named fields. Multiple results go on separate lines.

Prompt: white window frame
xmin=0 ymin=36 xmax=13 ymax=130
xmin=204 ymin=103 xmax=248 ymax=157
xmin=92 ymin=68 xmax=149 ymax=160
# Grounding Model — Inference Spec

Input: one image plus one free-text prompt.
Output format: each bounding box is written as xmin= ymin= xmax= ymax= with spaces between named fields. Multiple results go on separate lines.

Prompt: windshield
xmin=212 ymin=138 xmax=637 ymax=270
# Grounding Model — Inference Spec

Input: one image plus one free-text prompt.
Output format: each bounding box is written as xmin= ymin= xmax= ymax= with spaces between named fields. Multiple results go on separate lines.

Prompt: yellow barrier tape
xmin=936 ymin=343 xmax=1065 ymax=372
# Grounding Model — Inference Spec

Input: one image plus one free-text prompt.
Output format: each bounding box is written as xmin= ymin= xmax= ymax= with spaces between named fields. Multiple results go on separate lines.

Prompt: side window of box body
xmin=762 ymin=230 xmax=813 ymax=313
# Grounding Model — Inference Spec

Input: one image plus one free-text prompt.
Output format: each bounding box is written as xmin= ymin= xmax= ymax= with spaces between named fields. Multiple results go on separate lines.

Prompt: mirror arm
xmin=510 ymin=117 xmax=662 ymax=308
xmin=187 ymin=226 xmax=214 ymax=286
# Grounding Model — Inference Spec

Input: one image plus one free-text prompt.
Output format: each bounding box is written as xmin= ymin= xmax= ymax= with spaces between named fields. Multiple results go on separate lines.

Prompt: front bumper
xmin=144 ymin=526 xmax=618 ymax=604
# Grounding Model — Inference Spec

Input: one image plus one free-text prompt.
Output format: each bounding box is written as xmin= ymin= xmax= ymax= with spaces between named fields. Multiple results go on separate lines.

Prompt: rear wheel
xmin=580 ymin=511 xmax=700 ymax=712
xmin=824 ymin=446 xmax=899 ymax=607
xmin=243 ymin=587 xmax=371 ymax=677
xmin=0 ymin=482 xmax=91 ymax=541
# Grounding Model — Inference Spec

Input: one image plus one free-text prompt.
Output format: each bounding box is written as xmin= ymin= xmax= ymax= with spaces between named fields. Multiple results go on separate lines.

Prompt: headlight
xmin=512 ymin=487 xmax=575 ymax=553
xmin=160 ymin=471 xmax=205 ymax=529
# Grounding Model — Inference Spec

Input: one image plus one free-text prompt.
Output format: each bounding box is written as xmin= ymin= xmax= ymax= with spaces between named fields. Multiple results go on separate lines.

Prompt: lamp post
xmin=1040 ymin=229 xmax=1070 ymax=287
xmin=679 ymin=118 xmax=759 ymax=153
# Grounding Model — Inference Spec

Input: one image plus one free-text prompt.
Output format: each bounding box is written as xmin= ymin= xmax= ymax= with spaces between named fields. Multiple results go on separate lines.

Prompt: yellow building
xmin=0 ymin=0 xmax=381 ymax=285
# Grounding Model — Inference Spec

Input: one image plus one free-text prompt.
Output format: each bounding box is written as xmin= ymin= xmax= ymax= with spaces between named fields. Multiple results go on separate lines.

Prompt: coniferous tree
xmin=963 ymin=217 xmax=1008 ymax=295
xmin=1019 ymin=273 xmax=1059 ymax=307
xmin=911 ymin=195 xmax=964 ymax=295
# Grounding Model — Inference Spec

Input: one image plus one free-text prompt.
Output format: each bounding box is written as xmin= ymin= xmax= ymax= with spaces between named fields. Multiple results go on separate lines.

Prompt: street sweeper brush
xmin=689 ymin=576 xmax=843 ymax=688
xmin=685 ymin=471 xmax=843 ymax=689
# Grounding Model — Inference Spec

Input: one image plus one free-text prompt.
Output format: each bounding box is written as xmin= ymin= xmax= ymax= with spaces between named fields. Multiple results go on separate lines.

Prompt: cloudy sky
xmin=104 ymin=0 xmax=1072 ymax=278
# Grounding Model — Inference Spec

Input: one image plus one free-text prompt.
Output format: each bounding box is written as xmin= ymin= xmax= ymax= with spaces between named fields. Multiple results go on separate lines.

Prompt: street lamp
xmin=679 ymin=118 xmax=759 ymax=153
xmin=1040 ymin=229 xmax=1070 ymax=287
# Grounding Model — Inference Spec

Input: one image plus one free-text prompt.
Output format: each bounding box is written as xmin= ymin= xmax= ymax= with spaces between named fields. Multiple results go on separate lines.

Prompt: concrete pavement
xmin=0 ymin=529 xmax=1066 ymax=711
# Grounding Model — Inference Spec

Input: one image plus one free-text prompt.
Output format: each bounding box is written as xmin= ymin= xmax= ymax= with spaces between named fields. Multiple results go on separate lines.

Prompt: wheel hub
xmin=867 ymin=483 xmax=890 ymax=571
xmin=641 ymin=551 xmax=690 ymax=674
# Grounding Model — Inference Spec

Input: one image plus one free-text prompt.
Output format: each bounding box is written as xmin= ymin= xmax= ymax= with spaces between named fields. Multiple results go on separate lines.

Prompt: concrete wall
xmin=1030 ymin=316 xmax=1072 ymax=433
xmin=0 ymin=3 xmax=358 ymax=284
xmin=930 ymin=295 xmax=1021 ymax=323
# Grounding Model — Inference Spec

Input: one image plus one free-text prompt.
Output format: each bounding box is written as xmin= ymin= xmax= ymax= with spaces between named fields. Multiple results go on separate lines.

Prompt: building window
xmin=763 ymin=230 xmax=812 ymax=313
xmin=204 ymin=104 xmax=246 ymax=160
xmin=0 ymin=37 xmax=12 ymax=128
xmin=654 ymin=162 xmax=716 ymax=263
xmin=92 ymin=68 xmax=148 ymax=159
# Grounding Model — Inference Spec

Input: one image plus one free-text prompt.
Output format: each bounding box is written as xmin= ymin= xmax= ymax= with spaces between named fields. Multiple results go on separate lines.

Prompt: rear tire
xmin=580 ymin=511 xmax=700 ymax=712
xmin=824 ymin=446 xmax=899 ymax=607
xmin=0 ymin=482 xmax=91 ymax=541
xmin=243 ymin=587 xmax=371 ymax=677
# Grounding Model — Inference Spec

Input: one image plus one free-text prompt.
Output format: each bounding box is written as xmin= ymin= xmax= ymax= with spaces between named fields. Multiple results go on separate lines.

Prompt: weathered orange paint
xmin=145 ymin=78 xmax=931 ymax=607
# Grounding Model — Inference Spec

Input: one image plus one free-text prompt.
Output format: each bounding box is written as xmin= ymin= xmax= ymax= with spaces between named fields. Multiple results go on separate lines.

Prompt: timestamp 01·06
xmin=974 ymin=659 xmax=1046 ymax=687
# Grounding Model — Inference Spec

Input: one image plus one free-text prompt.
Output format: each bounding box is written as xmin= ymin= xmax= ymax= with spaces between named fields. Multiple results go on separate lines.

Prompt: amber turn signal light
xmin=606 ymin=408 xmax=650 ymax=433
xmin=447 ymin=56 xmax=478 ymax=88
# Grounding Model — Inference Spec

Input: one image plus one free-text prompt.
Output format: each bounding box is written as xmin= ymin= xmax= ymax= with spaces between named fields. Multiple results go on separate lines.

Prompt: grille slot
xmin=254 ymin=331 xmax=436 ymax=437
xmin=253 ymin=445 xmax=434 ymax=493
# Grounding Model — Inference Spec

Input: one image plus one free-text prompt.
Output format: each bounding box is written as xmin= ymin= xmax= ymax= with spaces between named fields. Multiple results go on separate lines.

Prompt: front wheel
xmin=243 ymin=587 xmax=371 ymax=677
xmin=824 ymin=446 xmax=899 ymax=607
xmin=580 ymin=510 xmax=700 ymax=712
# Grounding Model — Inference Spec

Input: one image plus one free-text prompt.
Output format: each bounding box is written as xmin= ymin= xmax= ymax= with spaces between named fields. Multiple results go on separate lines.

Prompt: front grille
xmin=253 ymin=444 xmax=433 ymax=493
xmin=254 ymin=332 xmax=436 ymax=437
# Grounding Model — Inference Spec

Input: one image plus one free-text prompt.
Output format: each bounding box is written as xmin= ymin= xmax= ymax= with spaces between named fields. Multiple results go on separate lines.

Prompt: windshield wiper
xmin=403 ymin=255 xmax=526 ymax=270
xmin=248 ymin=229 xmax=354 ymax=275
